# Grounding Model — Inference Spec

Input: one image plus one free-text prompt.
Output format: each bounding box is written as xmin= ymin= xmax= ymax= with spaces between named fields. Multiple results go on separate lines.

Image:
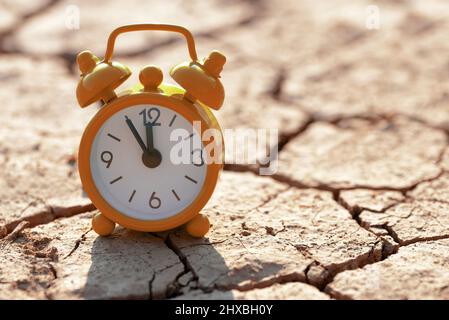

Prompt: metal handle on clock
xmin=103 ymin=24 xmax=198 ymax=63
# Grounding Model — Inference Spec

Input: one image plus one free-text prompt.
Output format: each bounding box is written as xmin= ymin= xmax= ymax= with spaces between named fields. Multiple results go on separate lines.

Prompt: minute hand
xmin=125 ymin=116 xmax=147 ymax=153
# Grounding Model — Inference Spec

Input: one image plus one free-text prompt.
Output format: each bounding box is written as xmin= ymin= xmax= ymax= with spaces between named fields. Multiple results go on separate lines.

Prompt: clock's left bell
xmin=76 ymin=50 xmax=131 ymax=108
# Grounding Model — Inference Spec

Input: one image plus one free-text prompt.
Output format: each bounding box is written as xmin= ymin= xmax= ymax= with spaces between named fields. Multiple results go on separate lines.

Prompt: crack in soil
xmin=154 ymin=233 xmax=199 ymax=299
xmin=321 ymin=227 xmax=449 ymax=299
xmin=251 ymin=186 xmax=291 ymax=212
xmin=224 ymin=111 xmax=449 ymax=183
xmin=299 ymin=237 xmax=383 ymax=293
xmin=267 ymin=68 xmax=287 ymax=101
xmin=1 ymin=221 xmax=30 ymax=245
xmin=377 ymin=222 xmax=449 ymax=247
xmin=148 ymin=272 xmax=156 ymax=300
xmin=230 ymin=165 xmax=446 ymax=196
xmin=1 ymin=202 xmax=96 ymax=238
xmin=64 ymin=228 xmax=92 ymax=259
xmin=217 ymin=272 xmax=307 ymax=293
xmin=321 ymin=189 xmax=449 ymax=297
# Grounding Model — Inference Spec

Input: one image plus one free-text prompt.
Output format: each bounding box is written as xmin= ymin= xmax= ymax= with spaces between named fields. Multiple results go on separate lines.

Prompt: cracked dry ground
xmin=1 ymin=0 xmax=449 ymax=300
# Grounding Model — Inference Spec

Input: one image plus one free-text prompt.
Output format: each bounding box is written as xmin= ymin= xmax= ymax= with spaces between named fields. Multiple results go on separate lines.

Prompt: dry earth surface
xmin=1 ymin=0 xmax=449 ymax=299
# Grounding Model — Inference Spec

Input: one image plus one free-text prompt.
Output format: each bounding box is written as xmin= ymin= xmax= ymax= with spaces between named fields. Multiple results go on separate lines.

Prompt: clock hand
xmin=125 ymin=116 xmax=147 ymax=153
xmin=145 ymin=122 xmax=154 ymax=151
xmin=143 ymin=121 xmax=162 ymax=168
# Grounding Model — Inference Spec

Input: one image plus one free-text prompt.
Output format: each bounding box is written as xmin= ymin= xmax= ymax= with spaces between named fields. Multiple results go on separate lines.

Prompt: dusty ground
xmin=1 ymin=0 xmax=449 ymax=299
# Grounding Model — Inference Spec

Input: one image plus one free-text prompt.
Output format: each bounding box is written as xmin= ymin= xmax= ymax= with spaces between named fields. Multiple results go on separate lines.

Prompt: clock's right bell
xmin=170 ymin=50 xmax=226 ymax=110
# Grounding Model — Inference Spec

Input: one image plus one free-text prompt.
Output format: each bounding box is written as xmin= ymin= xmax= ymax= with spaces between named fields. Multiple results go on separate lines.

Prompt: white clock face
xmin=90 ymin=104 xmax=207 ymax=221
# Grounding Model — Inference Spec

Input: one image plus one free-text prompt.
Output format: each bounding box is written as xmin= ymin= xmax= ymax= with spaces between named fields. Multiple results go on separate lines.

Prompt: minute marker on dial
xmin=107 ymin=133 xmax=121 ymax=142
xmin=184 ymin=175 xmax=198 ymax=184
xmin=109 ymin=176 xmax=123 ymax=184
xmin=168 ymin=115 xmax=177 ymax=127
xmin=171 ymin=189 xmax=180 ymax=201
xmin=128 ymin=190 xmax=136 ymax=202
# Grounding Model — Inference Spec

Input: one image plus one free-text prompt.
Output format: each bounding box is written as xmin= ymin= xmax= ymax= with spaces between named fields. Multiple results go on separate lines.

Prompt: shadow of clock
xmin=83 ymin=227 xmax=233 ymax=300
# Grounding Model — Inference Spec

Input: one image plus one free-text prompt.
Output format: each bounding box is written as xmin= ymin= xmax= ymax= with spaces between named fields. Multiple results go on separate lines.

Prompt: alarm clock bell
xmin=76 ymin=51 xmax=131 ymax=107
xmin=170 ymin=50 xmax=226 ymax=110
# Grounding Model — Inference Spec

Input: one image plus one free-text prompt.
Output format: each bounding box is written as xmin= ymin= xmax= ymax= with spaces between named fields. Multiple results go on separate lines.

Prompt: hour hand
xmin=125 ymin=116 xmax=147 ymax=153
xmin=146 ymin=122 xmax=154 ymax=151
xmin=143 ymin=121 xmax=162 ymax=168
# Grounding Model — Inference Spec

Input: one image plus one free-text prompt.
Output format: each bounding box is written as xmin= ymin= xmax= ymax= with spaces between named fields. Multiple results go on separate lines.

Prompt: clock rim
xmin=78 ymin=92 xmax=223 ymax=232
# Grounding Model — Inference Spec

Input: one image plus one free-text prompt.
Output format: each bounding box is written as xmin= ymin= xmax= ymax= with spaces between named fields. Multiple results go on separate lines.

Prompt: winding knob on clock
xmin=139 ymin=65 xmax=163 ymax=91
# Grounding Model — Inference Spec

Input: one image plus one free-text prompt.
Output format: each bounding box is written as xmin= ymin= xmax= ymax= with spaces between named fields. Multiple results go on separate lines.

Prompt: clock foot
xmin=185 ymin=214 xmax=210 ymax=238
xmin=92 ymin=213 xmax=116 ymax=236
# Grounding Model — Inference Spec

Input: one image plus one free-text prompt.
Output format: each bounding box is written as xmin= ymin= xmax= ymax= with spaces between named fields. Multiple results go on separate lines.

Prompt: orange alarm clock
xmin=75 ymin=24 xmax=226 ymax=237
